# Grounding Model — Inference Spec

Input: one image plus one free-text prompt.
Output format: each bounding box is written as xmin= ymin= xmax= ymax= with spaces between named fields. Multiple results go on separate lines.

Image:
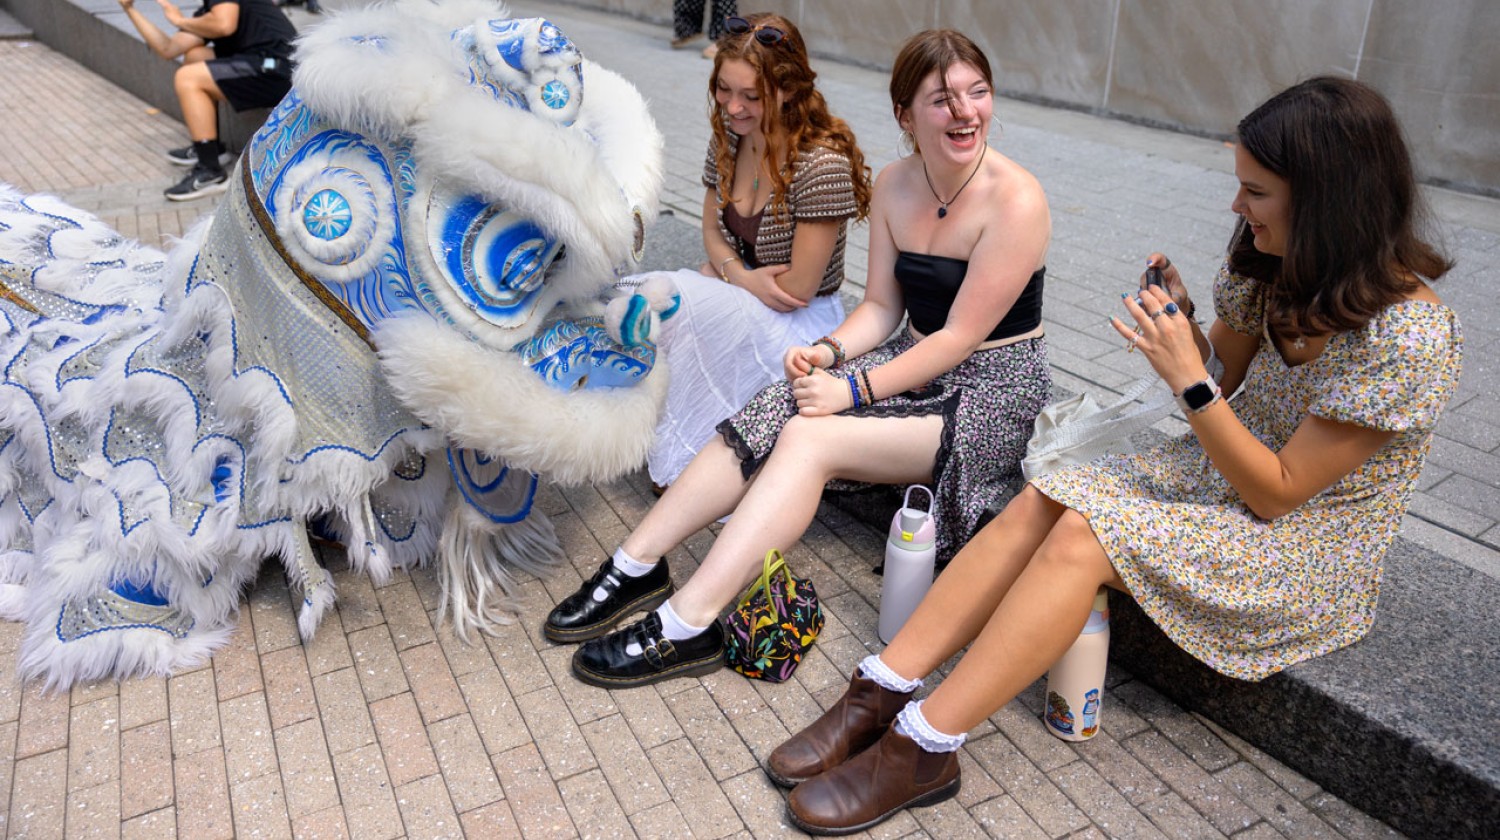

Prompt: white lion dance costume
xmin=0 ymin=1 xmax=679 ymax=688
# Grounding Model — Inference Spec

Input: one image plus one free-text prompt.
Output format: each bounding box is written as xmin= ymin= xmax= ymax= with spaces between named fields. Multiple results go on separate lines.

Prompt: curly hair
xmin=706 ymin=13 xmax=871 ymax=221
xmin=1228 ymin=76 xmax=1451 ymax=339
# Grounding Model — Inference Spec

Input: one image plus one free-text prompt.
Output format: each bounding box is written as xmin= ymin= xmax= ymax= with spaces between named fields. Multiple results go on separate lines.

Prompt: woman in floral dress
xmin=774 ymin=76 xmax=1464 ymax=835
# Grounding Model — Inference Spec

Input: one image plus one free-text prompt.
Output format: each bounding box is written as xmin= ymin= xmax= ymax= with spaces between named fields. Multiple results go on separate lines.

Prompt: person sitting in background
xmin=547 ymin=29 xmax=1052 ymax=691
xmin=774 ymin=76 xmax=1463 ymax=835
xmin=628 ymin=13 xmax=871 ymax=493
xmin=117 ymin=0 xmax=296 ymax=200
xmin=671 ymin=0 xmax=736 ymax=59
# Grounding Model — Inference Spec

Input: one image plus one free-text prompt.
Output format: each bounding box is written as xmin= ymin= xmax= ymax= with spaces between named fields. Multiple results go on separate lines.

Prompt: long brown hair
xmin=889 ymin=29 xmax=994 ymax=132
xmin=707 ymin=13 xmax=871 ymax=220
xmin=1228 ymin=76 xmax=1451 ymax=338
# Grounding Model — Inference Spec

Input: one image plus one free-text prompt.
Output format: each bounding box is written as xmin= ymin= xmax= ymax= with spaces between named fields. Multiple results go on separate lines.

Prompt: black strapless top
xmin=894 ymin=251 xmax=1045 ymax=341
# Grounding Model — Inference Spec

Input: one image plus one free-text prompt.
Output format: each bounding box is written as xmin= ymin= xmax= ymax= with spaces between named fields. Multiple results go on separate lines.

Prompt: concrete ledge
xmin=1111 ymin=538 xmax=1500 ymax=839
xmin=0 ymin=6 xmax=31 ymax=39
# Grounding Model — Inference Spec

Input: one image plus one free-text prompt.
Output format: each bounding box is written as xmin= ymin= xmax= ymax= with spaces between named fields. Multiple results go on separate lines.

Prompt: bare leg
xmin=879 ymin=485 xmax=1068 ymax=681
xmin=173 ymin=61 xmax=226 ymax=143
xmin=621 ymin=435 xmax=757 ymax=562
xmin=666 ymin=412 xmax=944 ymax=626
xmin=919 ymin=508 xmax=1125 ymax=736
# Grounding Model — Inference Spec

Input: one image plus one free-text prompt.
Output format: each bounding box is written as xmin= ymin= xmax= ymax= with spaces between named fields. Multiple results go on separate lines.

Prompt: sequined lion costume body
xmin=0 ymin=0 xmax=677 ymax=688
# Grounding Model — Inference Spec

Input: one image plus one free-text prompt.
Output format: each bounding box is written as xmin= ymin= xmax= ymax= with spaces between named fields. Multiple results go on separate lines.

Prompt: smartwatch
xmin=1175 ymin=378 xmax=1222 ymax=414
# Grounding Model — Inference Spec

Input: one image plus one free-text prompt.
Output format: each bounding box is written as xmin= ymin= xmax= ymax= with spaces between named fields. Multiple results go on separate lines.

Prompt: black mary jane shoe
xmin=572 ymin=612 xmax=725 ymax=689
xmin=543 ymin=558 xmax=674 ymax=644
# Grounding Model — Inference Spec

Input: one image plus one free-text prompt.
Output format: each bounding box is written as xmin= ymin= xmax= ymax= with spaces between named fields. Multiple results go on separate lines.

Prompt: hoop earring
xmin=896 ymin=129 xmax=916 ymax=159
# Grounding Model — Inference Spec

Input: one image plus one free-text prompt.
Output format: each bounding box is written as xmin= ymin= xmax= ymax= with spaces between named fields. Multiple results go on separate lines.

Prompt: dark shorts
xmin=207 ymin=56 xmax=292 ymax=111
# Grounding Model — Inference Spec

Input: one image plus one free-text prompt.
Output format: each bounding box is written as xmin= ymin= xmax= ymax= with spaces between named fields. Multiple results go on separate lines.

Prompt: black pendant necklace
xmin=922 ymin=143 xmax=987 ymax=219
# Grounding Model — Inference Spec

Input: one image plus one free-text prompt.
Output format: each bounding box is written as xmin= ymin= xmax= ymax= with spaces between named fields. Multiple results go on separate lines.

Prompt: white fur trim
xmin=437 ymin=495 xmax=561 ymax=642
xmin=375 ymin=316 xmax=668 ymax=485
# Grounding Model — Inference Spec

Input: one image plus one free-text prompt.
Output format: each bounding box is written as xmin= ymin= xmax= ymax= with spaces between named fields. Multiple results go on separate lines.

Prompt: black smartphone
xmin=1145 ymin=266 xmax=1165 ymax=288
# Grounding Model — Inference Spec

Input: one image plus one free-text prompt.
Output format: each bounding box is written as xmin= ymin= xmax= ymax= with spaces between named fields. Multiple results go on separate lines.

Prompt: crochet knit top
xmin=702 ymin=133 xmax=860 ymax=297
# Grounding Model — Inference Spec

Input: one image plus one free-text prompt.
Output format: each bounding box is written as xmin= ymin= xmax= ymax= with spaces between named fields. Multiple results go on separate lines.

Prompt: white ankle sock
xmin=626 ymin=601 xmax=708 ymax=657
xmin=612 ymin=546 xmax=657 ymax=577
xmin=594 ymin=547 xmax=657 ymax=603
xmin=894 ymin=700 xmax=966 ymax=753
xmin=859 ymin=654 xmax=923 ymax=693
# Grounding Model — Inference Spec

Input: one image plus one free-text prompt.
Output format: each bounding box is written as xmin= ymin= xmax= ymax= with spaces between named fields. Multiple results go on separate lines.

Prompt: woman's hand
xmin=784 ymin=343 xmax=834 ymax=379
xmin=735 ymin=264 xmax=807 ymax=313
xmin=1111 ymin=285 xmax=1208 ymax=394
xmin=791 ymin=367 xmax=853 ymax=416
xmin=1140 ymin=253 xmax=1195 ymax=320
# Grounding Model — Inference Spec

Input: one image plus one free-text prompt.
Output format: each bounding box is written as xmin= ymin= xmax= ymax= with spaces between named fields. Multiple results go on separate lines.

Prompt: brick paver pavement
xmin=5 ymin=2 xmax=1492 ymax=833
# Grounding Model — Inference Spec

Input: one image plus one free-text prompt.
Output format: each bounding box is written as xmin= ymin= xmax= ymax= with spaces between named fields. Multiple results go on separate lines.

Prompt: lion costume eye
xmin=269 ymin=135 xmax=401 ymax=288
xmin=469 ymin=18 xmax=584 ymax=126
xmin=426 ymin=193 xmax=562 ymax=327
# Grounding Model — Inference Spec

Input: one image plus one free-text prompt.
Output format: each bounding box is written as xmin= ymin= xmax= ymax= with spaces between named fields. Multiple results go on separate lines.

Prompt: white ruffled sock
xmin=893 ymin=700 xmax=966 ymax=753
xmin=859 ymin=654 xmax=923 ymax=693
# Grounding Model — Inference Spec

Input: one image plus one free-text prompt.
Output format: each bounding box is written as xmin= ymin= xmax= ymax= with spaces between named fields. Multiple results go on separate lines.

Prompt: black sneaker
xmin=571 ymin=612 xmax=725 ymax=689
xmin=166 ymin=145 xmax=234 ymax=168
xmin=165 ymin=145 xmax=197 ymax=167
xmin=165 ymin=165 xmax=229 ymax=201
xmin=544 ymin=558 xmax=674 ymax=643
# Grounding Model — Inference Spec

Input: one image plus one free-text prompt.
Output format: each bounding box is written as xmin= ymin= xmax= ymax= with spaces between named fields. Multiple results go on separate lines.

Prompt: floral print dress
xmin=1032 ymin=264 xmax=1463 ymax=681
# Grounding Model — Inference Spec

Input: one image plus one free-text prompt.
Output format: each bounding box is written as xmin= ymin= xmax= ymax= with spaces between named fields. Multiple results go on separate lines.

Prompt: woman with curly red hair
xmin=629 ymin=13 xmax=873 ymax=492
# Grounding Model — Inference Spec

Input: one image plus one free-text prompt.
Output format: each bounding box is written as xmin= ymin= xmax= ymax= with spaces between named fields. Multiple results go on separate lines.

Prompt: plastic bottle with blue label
xmin=1043 ymin=588 xmax=1110 ymax=741
xmin=878 ymin=485 xmax=937 ymax=644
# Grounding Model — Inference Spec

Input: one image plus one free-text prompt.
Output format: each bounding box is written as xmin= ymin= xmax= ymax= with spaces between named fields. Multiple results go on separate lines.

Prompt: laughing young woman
xmin=546 ymin=29 xmax=1052 ymax=690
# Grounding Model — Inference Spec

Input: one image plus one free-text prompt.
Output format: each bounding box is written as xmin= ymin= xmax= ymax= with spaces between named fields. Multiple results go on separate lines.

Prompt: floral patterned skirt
xmin=718 ymin=332 xmax=1051 ymax=563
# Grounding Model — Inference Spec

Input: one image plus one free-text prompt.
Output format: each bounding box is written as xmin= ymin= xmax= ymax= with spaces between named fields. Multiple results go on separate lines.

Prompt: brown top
xmin=703 ymin=134 xmax=858 ymax=296
xmin=722 ymin=203 xmax=764 ymax=262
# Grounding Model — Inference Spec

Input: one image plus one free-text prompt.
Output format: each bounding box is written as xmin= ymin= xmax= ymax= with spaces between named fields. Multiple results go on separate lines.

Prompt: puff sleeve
xmin=1309 ymin=304 xmax=1463 ymax=433
xmin=787 ymin=147 xmax=857 ymax=222
xmin=1211 ymin=261 xmax=1263 ymax=336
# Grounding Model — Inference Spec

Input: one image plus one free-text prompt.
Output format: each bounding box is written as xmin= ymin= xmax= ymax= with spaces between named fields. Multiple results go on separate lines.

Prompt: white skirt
xmin=624 ymin=268 xmax=845 ymax=485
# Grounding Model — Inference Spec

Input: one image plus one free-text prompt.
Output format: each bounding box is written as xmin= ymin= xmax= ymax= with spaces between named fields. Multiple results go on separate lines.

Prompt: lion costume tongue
xmin=0 ymin=0 xmax=676 ymax=687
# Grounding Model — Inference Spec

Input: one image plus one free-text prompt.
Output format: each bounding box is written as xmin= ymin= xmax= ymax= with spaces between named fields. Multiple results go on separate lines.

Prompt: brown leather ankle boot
xmin=764 ymin=672 xmax=913 ymax=788
xmin=787 ymin=727 xmax=960 ymax=835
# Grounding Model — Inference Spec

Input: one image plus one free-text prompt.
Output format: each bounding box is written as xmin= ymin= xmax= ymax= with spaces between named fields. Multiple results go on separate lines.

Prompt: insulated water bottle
xmin=1043 ymin=588 xmax=1110 ymax=741
xmin=878 ymin=485 xmax=936 ymax=644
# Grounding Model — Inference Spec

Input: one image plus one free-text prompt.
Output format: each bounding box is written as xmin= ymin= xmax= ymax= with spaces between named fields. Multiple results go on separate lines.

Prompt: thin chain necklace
xmin=740 ymin=140 xmax=764 ymax=199
xmin=921 ymin=143 xmax=987 ymax=219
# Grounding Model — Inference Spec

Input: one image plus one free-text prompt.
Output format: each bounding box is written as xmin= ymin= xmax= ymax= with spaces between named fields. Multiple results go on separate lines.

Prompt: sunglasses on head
xmin=725 ymin=16 xmax=787 ymax=46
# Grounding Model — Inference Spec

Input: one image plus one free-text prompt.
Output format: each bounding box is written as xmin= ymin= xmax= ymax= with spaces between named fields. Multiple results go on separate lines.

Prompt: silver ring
xmin=1148 ymin=310 xmax=1165 ymax=320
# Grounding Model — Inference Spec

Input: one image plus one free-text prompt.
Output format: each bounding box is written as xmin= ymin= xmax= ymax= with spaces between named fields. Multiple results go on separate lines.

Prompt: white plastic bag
xmin=1022 ymin=376 xmax=1176 ymax=480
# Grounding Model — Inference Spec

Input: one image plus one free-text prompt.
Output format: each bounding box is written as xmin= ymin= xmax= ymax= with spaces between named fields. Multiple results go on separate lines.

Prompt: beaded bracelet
xmin=859 ymin=369 xmax=876 ymax=405
xmin=845 ymin=372 xmax=863 ymax=409
xmin=812 ymin=335 xmax=846 ymax=367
